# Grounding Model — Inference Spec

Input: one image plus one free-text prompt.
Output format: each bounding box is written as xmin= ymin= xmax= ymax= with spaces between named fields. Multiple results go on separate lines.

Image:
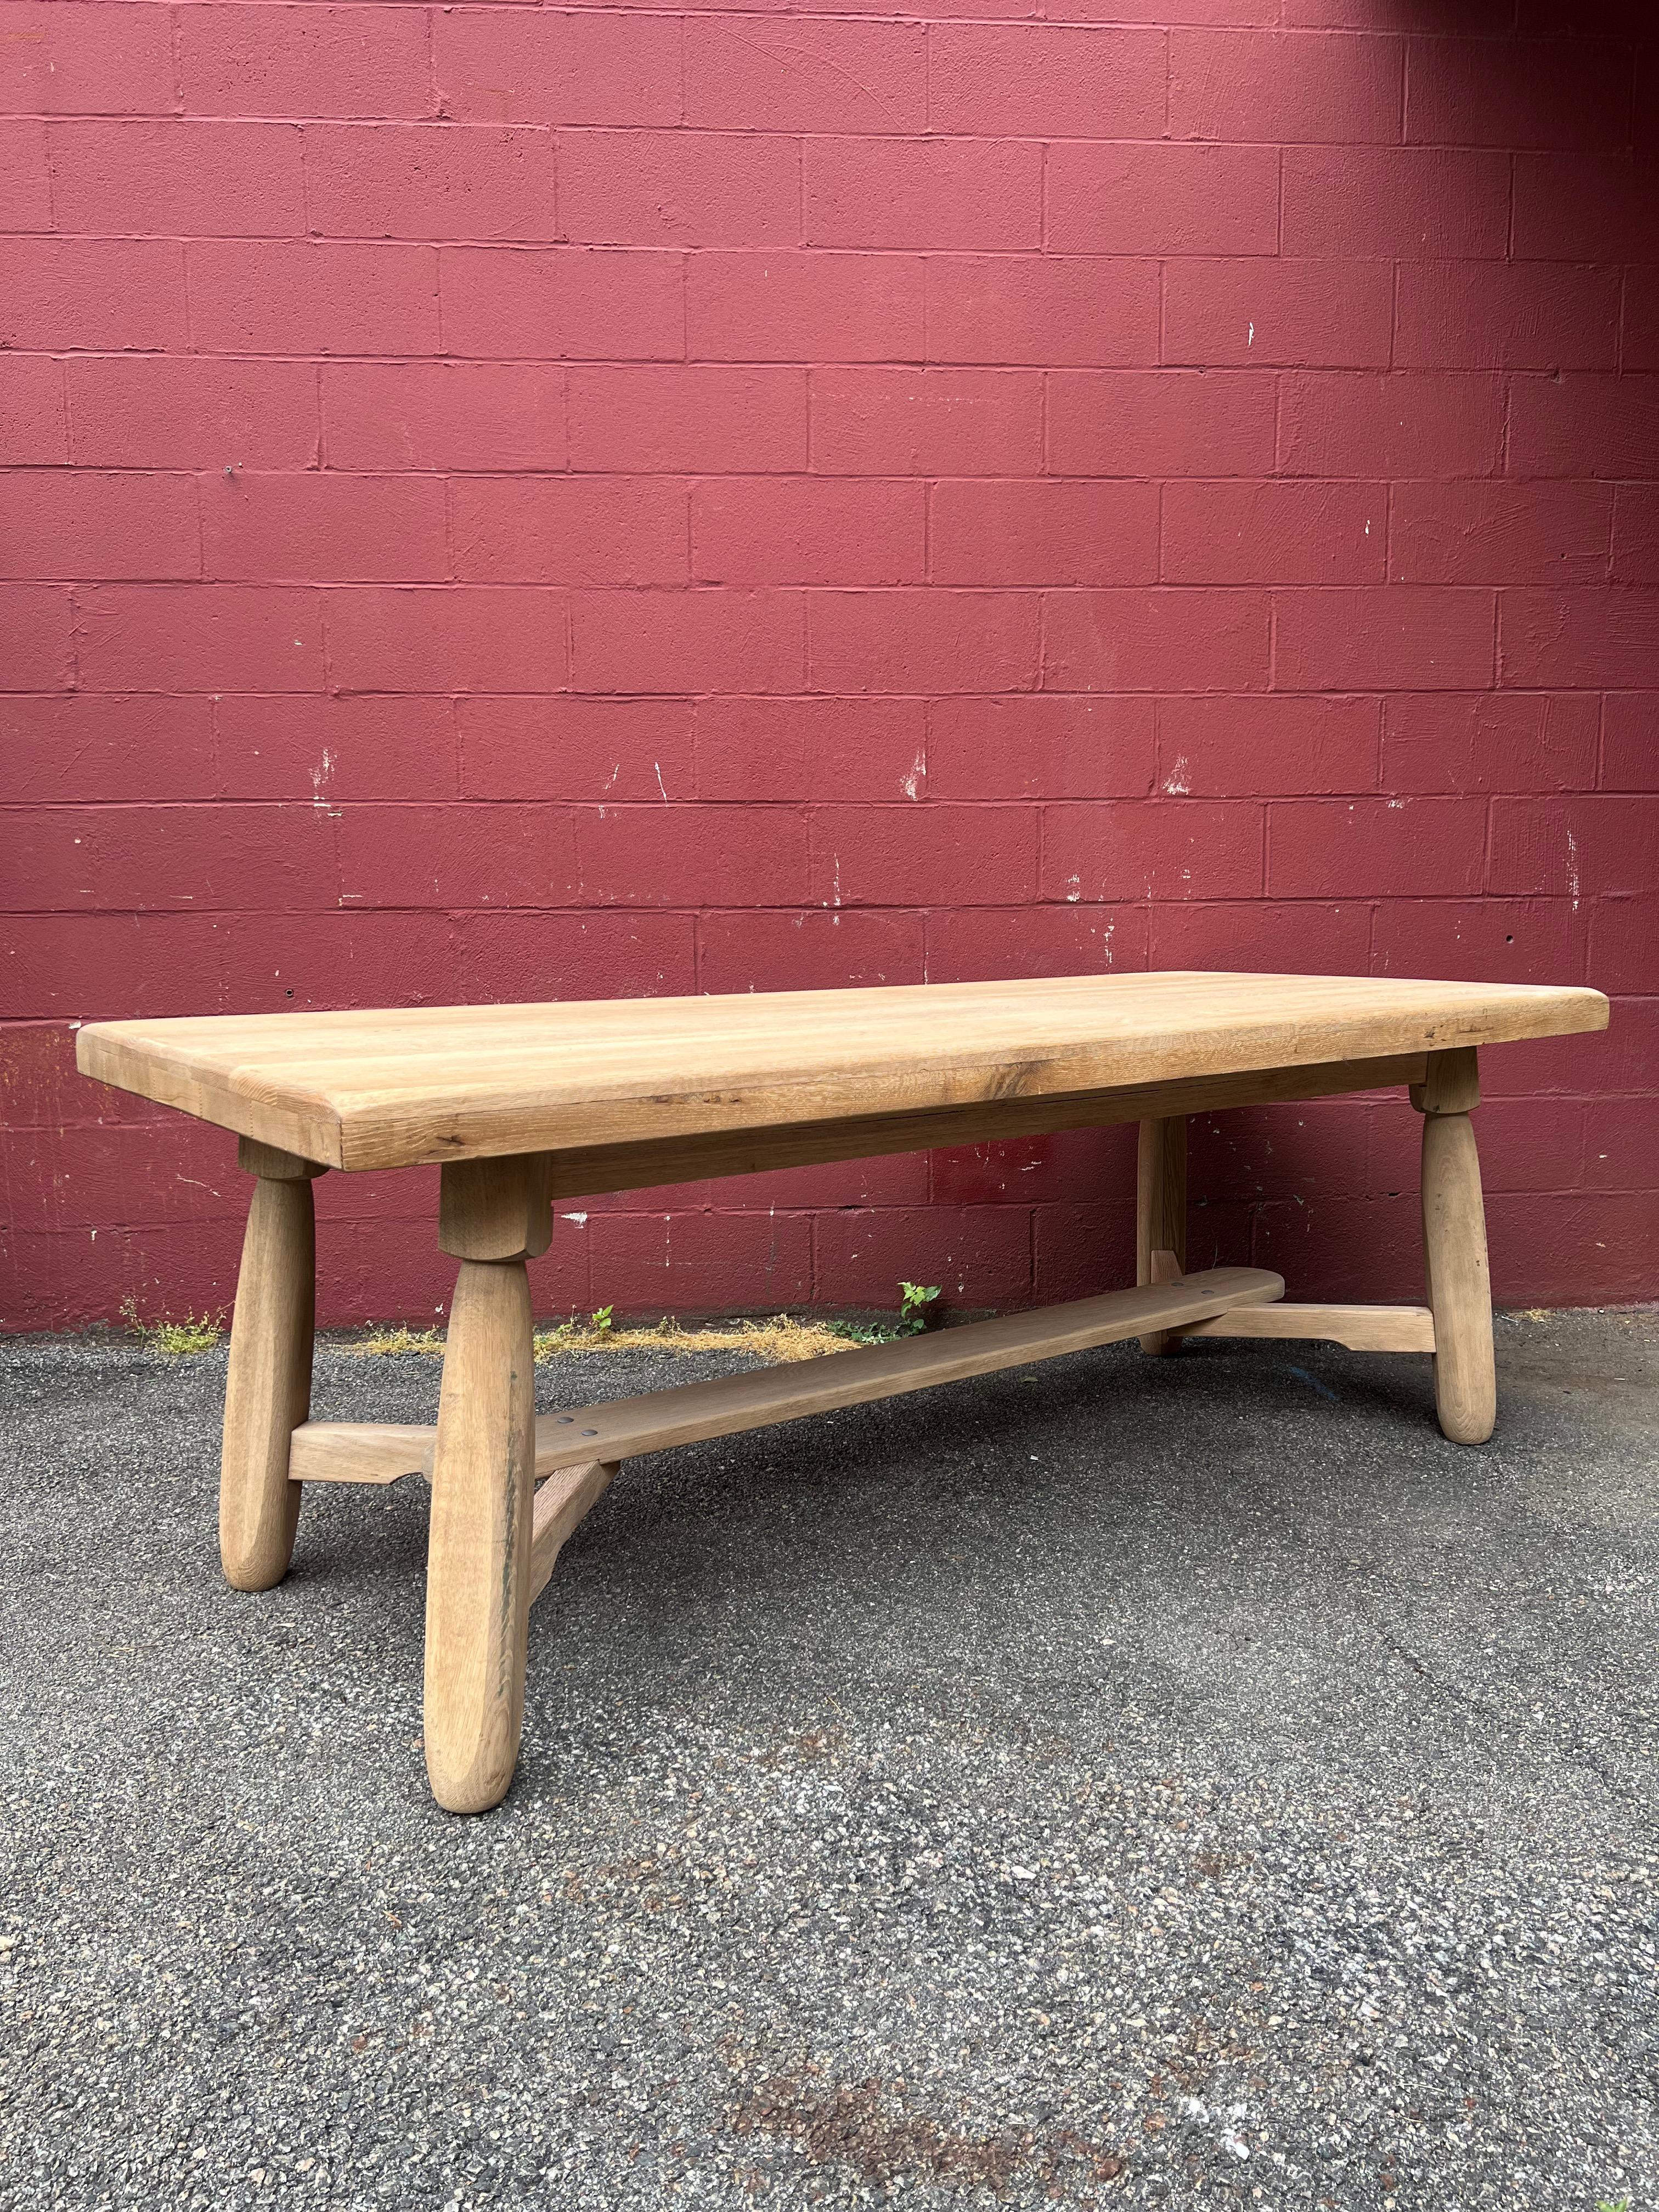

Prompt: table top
xmin=76 ymin=972 xmax=1607 ymax=1172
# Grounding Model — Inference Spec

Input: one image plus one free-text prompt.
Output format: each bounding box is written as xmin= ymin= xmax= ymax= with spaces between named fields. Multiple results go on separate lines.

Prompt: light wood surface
xmin=284 ymin=1265 xmax=1285 ymax=1492
xmin=75 ymin=974 xmax=1606 ymax=1172
xmin=534 ymin=1053 xmax=1432 ymax=1201
xmin=1136 ymin=1119 xmax=1187 ymax=1355
xmin=528 ymin=1462 xmax=619 ymax=1605
xmin=438 ymin=1153 xmax=554 ymax=1261
xmin=291 ymin=1299 xmax=1431 ymax=1493
xmin=423 ymin=1256 xmax=536 ymax=1815
xmin=1412 ymin=1045 xmax=1481 ymax=1117
xmin=1419 ymin=1105 xmax=1497 ymax=1444
xmin=113 ymin=968 xmax=1600 ymax=1815
xmin=1181 ymin=1304 xmax=1435 ymax=1352
xmin=289 ymin=1421 xmax=435 ymax=1485
xmin=219 ymin=1170 xmax=314 ymax=1589
xmin=236 ymin=1136 xmax=327 ymax=1182
xmin=526 ymin=1263 xmax=1283 ymax=1471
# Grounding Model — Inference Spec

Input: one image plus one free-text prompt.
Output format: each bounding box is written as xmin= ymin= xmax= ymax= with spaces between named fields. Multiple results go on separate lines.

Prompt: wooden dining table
xmin=77 ymin=970 xmax=1607 ymax=1813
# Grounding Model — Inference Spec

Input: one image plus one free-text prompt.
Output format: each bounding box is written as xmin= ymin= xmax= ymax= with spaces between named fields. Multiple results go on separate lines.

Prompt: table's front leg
xmin=1414 ymin=1048 xmax=1496 ymax=1445
xmin=424 ymin=1155 xmax=549 ymax=1814
xmin=221 ymin=1139 xmax=324 ymax=1590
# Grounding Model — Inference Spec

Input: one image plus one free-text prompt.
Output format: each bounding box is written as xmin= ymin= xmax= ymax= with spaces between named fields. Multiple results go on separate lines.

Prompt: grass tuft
xmin=533 ymin=1312 xmax=856 ymax=1364
xmin=339 ymin=1312 xmax=851 ymax=1363
xmin=343 ymin=1285 xmax=947 ymax=1368
xmin=120 ymin=1299 xmax=224 ymax=1358
xmin=347 ymin=1325 xmax=447 ymax=1358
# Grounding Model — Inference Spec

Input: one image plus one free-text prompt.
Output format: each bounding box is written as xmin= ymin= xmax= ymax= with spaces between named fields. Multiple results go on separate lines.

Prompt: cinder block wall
xmin=2 ymin=0 xmax=1655 ymax=1327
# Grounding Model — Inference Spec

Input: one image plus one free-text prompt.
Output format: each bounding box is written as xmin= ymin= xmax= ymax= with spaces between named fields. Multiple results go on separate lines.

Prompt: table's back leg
xmin=1414 ymin=1048 xmax=1496 ymax=1445
xmin=424 ymin=1156 xmax=547 ymax=1814
xmin=220 ymin=1140 xmax=324 ymax=1590
xmin=1136 ymin=1114 xmax=1188 ymax=1355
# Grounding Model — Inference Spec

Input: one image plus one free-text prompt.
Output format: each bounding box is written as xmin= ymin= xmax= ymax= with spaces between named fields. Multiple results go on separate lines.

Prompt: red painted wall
xmin=2 ymin=0 xmax=1656 ymax=1331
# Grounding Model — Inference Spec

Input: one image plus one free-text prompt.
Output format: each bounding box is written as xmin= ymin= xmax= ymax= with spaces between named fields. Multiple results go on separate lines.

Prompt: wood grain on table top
xmin=75 ymin=972 xmax=1609 ymax=1172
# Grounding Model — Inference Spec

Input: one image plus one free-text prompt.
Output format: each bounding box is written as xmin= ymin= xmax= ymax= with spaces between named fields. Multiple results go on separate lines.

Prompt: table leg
xmin=1136 ymin=1114 xmax=1187 ymax=1355
xmin=220 ymin=1141 xmax=323 ymax=1591
xmin=1414 ymin=1048 xmax=1496 ymax=1446
xmin=424 ymin=1155 xmax=548 ymax=1814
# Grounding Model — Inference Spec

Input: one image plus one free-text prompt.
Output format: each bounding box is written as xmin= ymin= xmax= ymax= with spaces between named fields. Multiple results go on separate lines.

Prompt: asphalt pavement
xmin=2 ymin=1310 xmax=1655 ymax=2210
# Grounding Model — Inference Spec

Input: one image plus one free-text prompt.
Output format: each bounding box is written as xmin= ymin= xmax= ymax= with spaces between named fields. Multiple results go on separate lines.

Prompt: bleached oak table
xmin=77 ymin=972 xmax=1606 ymax=1814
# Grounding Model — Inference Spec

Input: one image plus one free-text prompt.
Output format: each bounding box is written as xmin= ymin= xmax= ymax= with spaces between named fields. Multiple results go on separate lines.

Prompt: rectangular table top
xmin=77 ymin=972 xmax=1607 ymax=1172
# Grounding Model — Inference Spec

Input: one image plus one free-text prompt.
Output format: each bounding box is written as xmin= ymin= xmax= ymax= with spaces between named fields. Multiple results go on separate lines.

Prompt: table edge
xmin=75 ymin=986 xmax=1610 ymax=1173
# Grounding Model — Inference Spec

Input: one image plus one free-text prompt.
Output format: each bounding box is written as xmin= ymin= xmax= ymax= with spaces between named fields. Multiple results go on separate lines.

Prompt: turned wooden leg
xmin=220 ymin=1138 xmax=324 ymax=1592
xmin=424 ymin=1154 xmax=551 ymax=1815
xmin=1414 ymin=1048 xmax=1496 ymax=1446
xmin=1136 ymin=1114 xmax=1187 ymax=1355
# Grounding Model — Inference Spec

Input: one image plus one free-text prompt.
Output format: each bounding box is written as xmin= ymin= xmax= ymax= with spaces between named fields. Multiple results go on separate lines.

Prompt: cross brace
xmin=291 ymin=1262 xmax=1286 ymax=1491
xmin=286 ymin=1267 xmax=1434 ymax=1592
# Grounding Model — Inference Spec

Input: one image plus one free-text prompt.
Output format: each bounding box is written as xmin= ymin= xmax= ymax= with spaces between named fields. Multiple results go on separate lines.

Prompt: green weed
xmin=347 ymin=1325 xmax=446 ymax=1357
xmin=828 ymin=1280 xmax=943 ymax=1347
xmin=120 ymin=1299 xmax=224 ymax=1358
xmin=346 ymin=1288 xmax=945 ymax=1367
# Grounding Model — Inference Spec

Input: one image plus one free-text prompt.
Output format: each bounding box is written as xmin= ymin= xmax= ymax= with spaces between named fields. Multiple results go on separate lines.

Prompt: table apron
xmin=533 ymin=1051 xmax=1431 ymax=1202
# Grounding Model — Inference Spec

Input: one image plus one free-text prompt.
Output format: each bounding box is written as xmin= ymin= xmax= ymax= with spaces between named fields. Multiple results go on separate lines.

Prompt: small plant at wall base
xmin=353 ymin=1325 xmax=446 ymax=1357
xmin=828 ymin=1281 xmax=943 ymax=1346
xmin=343 ymin=1288 xmax=949 ymax=1364
xmin=532 ymin=1312 xmax=857 ymax=1363
xmin=120 ymin=1300 xmax=223 ymax=1358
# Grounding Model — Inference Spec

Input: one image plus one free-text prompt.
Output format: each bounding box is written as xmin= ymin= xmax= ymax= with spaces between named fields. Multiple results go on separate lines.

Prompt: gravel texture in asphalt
xmin=1 ymin=1311 xmax=1655 ymax=2211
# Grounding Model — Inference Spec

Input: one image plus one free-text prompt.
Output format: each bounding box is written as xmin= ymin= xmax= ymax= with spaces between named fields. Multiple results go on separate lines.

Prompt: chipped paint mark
xmin=901 ymin=747 xmax=924 ymax=800
xmin=1064 ymin=872 xmax=1081 ymax=905
xmin=1163 ymin=755 xmax=1190 ymax=795
xmin=561 ymin=1211 xmax=588 ymax=1226
xmin=653 ymin=759 xmax=669 ymax=803
xmin=311 ymin=745 xmax=341 ymax=819
xmin=1566 ymin=827 xmax=1580 ymax=910
xmin=1247 ymin=321 xmax=1254 ymax=347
